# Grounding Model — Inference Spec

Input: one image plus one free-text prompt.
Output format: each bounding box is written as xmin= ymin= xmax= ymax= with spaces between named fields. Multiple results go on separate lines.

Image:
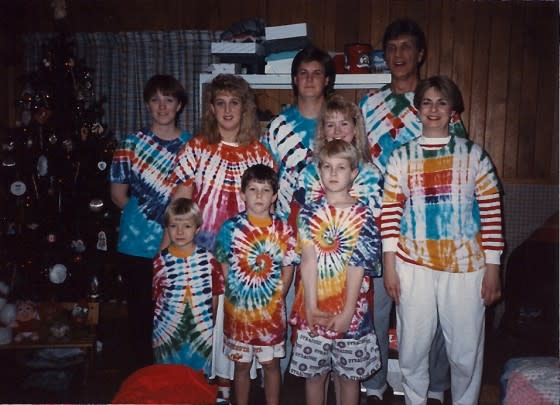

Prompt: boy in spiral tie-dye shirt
xmin=289 ymin=140 xmax=382 ymax=405
xmin=215 ymin=165 xmax=297 ymax=405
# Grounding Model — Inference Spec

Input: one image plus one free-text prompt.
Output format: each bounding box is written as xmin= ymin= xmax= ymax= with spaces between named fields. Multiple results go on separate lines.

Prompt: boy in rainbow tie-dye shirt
xmin=215 ymin=164 xmax=297 ymax=405
xmin=289 ymin=140 xmax=382 ymax=405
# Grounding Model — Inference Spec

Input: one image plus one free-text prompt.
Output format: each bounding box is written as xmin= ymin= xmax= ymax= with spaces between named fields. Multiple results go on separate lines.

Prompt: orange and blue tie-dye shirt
xmin=290 ymin=198 xmax=381 ymax=339
xmin=381 ymin=136 xmax=504 ymax=272
xmin=215 ymin=212 xmax=298 ymax=346
xmin=110 ymin=129 xmax=192 ymax=258
xmin=172 ymin=135 xmax=274 ymax=251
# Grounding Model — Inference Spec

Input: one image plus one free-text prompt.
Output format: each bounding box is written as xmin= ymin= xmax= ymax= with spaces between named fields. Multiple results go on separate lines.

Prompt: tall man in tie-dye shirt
xmin=215 ymin=165 xmax=297 ymax=405
xmin=262 ymin=45 xmax=336 ymax=376
xmin=359 ymin=19 xmax=465 ymax=403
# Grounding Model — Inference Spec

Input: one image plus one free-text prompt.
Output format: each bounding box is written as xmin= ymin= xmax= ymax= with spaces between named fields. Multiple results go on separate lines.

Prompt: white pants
xmin=395 ymin=258 xmax=486 ymax=405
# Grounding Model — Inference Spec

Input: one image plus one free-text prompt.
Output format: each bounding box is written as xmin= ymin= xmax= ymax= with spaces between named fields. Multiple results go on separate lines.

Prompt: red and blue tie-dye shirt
xmin=152 ymin=245 xmax=224 ymax=375
xmin=215 ymin=212 xmax=298 ymax=345
xmin=172 ymin=135 xmax=274 ymax=251
xmin=290 ymin=198 xmax=381 ymax=339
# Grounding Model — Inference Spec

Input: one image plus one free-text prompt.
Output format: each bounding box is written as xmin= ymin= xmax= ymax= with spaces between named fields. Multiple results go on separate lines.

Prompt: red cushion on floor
xmin=112 ymin=364 xmax=217 ymax=404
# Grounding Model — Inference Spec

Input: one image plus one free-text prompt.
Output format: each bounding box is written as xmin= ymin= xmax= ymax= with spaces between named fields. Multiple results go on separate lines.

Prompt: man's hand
xmin=383 ymin=252 xmax=401 ymax=304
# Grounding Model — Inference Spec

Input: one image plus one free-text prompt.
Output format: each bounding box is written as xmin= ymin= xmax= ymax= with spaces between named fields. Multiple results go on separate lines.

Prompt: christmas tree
xmin=0 ymin=33 xmax=119 ymax=302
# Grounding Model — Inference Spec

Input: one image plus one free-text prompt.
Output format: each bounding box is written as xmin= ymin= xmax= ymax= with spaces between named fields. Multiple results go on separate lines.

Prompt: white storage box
xmin=265 ymin=23 xmax=309 ymax=40
xmin=211 ymin=42 xmax=264 ymax=55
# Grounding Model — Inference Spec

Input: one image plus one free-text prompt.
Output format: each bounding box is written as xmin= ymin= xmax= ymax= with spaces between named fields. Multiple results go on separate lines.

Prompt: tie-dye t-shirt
xmin=381 ymin=136 xmax=504 ymax=273
xmin=290 ymin=198 xmax=381 ymax=339
xmin=293 ymin=161 xmax=384 ymax=220
xmin=172 ymin=135 xmax=274 ymax=251
xmin=110 ymin=129 xmax=192 ymax=258
xmin=214 ymin=212 xmax=298 ymax=345
xmin=263 ymin=105 xmax=317 ymax=221
xmin=152 ymin=245 xmax=224 ymax=376
xmin=359 ymin=84 xmax=466 ymax=173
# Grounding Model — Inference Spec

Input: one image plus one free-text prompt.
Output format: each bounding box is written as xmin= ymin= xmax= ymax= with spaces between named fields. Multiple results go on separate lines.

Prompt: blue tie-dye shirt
xmin=110 ymin=129 xmax=192 ymax=258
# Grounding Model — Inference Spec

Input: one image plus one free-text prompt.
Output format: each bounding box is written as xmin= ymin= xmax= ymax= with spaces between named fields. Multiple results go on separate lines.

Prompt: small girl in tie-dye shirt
xmin=152 ymin=198 xmax=224 ymax=376
xmin=289 ymin=140 xmax=382 ymax=405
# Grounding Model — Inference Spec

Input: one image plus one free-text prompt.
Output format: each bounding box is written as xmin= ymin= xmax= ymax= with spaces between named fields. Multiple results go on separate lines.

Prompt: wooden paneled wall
xmin=1 ymin=0 xmax=558 ymax=183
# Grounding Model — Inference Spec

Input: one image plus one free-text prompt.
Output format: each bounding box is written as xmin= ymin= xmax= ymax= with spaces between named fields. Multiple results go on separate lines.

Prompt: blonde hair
xmin=164 ymin=198 xmax=202 ymax=228
xmin=314 ymin=94 xmax=371 ymax=164
xmin=317 ymin=139 xmax=360 ymax=171
xmin=203 ymin=74 xmax=260 ymax=145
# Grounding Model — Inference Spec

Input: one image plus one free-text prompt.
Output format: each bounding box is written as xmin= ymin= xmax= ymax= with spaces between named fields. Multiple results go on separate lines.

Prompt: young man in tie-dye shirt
xmin=215 ymin=165 xmax=297 ymax=405
xmin=262 ymin=45 xmax=336 ymax=377
xmin=289 ymin=140 xmax=382 ymax=405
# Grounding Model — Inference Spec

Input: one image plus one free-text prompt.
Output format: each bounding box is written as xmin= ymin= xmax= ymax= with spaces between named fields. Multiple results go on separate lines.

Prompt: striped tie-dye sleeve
xmin=475 ymin=151 xmax=504 ymax=264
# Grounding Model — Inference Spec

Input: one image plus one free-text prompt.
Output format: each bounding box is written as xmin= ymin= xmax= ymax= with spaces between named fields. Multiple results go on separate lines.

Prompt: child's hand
xmin=326 ymin=310 xmax=353 ymax=335
xmin=305 ymin=307 xmax=331 ymax=332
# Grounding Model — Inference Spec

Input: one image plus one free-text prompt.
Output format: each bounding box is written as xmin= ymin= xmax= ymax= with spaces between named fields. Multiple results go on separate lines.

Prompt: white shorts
xmin=224 ymin=336 xmax=285 ymax=364
xmin=210 ymin=295 xmax=258 ymax=379
xmin=289 ymin=330 xmax=380 ymax=381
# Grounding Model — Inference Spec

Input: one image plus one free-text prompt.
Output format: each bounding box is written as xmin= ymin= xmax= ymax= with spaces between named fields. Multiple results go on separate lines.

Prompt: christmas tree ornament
xmin=2 ymin=157 xmax=16 ymax=168
xmin=80 ymin=126 xmax=89 ymax=141
xmin=33 ymin=107 xmax=52 ymax=125
xmin=2 ymin=139 xmax=15 ymax=152
xmin=48 ymin=263 xmax=68 ymax=284
xmin=96 ymin=230 xmax=107 ymax=251
xmin=90 ymin=122 xmax=104 ymax=137
xmin=97 ymin=161 xmax=107 ymax=171
xmin=89 ymin=276 xmax=100 ymax=300
xmin=89 ymin=198 xmax=104 ymax=212
xmin=70 ymin=239 xmax=86 ymax=253
xmin=10 ymin=181 xmax=27 ymax=196
xmin=37 ymin=155 xmax=48 ymax=176
xmin=62 ymin=138 xmax=73 ymax=153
